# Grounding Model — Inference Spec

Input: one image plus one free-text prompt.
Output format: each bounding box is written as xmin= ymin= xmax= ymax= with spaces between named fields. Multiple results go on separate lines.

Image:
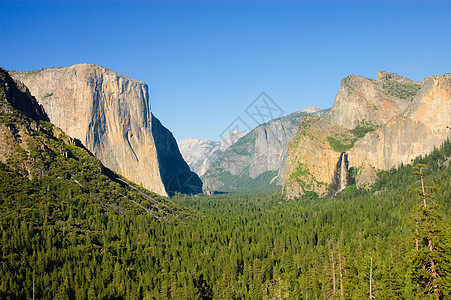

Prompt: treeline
xmin=1 ymin=140 xmax=451 ymax=299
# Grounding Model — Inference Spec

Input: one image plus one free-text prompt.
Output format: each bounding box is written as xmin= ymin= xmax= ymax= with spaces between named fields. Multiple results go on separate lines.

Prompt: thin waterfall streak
xmin=339 ymin=153 xmax=346 ymax=192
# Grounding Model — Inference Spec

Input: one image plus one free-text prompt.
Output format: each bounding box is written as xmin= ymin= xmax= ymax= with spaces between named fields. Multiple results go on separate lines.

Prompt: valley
xmin=1 ymin=65 xmax=450 ymax=299
xmin=2 ymin=1 xmax=451 ymax=299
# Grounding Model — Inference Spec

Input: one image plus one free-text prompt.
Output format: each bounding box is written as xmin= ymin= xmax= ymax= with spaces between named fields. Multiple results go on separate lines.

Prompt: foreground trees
xmin=0 ymin=142 xmax=450 ymax=299
xmin=410 ymin=164 xmax=450 ymax=299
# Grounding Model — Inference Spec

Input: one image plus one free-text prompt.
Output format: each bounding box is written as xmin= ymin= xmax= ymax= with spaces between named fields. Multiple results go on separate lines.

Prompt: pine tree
xmin=409 ymin=164 xmax=444 ymax=299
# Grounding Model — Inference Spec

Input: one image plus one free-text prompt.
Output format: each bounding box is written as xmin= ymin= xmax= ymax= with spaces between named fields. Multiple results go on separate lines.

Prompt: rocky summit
xmin=328 ymin=71 xmax=419 ymax=129
xmin=283 ymin=72 xmax=451 ymax=198
xmin=11 ymin=64 xmax=202 ymax=196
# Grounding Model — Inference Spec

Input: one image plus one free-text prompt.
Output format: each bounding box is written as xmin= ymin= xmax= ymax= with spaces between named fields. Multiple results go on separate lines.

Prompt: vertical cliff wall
xmin=11 ymin=64 xmax=202 ymax=196
xmin=348 ymin=74 xmax=451 ymax=187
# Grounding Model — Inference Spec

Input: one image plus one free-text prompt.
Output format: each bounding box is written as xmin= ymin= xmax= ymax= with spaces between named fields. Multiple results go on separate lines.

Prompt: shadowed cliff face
xmin=0 ymin=68 xmax=48 ymax=168
xmin=11 ymin=64 xmax=202 ymax=196
xmin=0 ymin=67 xmax=48 ymax=122
xmin=151 ymin=115 xmax=203 ymax=196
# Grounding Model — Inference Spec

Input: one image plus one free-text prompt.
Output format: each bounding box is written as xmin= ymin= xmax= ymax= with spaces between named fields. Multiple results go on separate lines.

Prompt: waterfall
xmin=330 ymin=152 xmax=354 ymax=197
xmin=338 ymin=152 xmax=347 ymax=192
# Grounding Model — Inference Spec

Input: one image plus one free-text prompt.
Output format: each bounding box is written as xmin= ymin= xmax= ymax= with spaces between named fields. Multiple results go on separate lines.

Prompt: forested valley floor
xmin=1 ymin=141 xmax=451 ymax=299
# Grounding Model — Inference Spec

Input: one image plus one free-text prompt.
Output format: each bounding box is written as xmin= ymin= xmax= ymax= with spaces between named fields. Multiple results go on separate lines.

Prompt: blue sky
xmin=1 ymin=1 xmax=450 ymax=141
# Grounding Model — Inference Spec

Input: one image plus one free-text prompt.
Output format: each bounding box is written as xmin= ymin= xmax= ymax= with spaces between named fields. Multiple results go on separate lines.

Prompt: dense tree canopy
xmin=1 ymin=132 xmax=450 ymax=299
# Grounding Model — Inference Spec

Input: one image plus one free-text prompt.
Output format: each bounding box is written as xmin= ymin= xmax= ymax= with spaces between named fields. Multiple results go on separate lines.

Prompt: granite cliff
xmin=283 ymin=116 xmax=354 ymax=198
xmin=349 ymin=73 xmax=451 ymax=187
xmin=328 ymin=71 xmax=419 ymax=129
xmin=0 ymin=67 xmax=180 ymax=220
xmin=11 ymin=64 xmax=202 ymax=196
xmin=283 ymin=72 xmax=451 ymax=198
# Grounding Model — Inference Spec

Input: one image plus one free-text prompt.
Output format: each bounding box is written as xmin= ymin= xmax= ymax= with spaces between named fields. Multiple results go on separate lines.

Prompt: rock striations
xmin=11 ymin=64 xmax=202 ymax=196
xmin=283 ymin=72 xmax=451 ymax=198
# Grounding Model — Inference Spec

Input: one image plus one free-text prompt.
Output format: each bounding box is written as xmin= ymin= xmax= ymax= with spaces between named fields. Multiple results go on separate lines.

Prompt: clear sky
xmin=1 ymin=1 xmax=450 ymax=141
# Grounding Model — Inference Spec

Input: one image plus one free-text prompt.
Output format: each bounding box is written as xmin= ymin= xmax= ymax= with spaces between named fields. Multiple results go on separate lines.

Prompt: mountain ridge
xmin=178 ymin=130 xmax=245 ymax=177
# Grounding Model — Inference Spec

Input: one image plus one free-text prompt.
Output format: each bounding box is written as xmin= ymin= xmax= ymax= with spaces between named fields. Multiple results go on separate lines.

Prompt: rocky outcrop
xmin=328 ymin=72 xmax=419 ymax=129
xmin=301 ymin=106 xmax=322 ymax=114
xmin=202 ymin=108 xmax=326 ymax=192
xmin=0 ymin=67 xmax=77 ymax=179
xmin=283 ymin=116 xmax=353 ymax=198
xmin=11 ymin=64 xmax=202 ymax=196
xmin=0 ymin=68 xmax=47 ymax=122
xmin=0 ymin=67 xmax=47 ymax=169
xmin=283 ymin=72 xmax=451 ymax=198
xmin=349 ymin=74 xmax=451 ymax=186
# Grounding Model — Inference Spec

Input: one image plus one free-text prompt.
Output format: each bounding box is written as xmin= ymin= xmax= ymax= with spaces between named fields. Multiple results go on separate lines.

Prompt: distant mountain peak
xmin=178 ymin=130 xmax=245 ymax=177
xmin=220 ymin=130 xmax=245 ymax=151
xmin=301 ymin=106 xmax=321 ymax=114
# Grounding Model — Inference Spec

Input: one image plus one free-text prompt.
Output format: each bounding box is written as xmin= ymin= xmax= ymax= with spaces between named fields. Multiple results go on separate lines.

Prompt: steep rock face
xmin=151 ymin=116 xmax=203 ymax=195
xmin=1 ymin=67 xmax=180 ymax=221
xmin=12 ymin=64 xmax=201 ymax=196
xmin=1 ymin=67 xmax=81 ymax=181
xmin=328 ymin=72 xmax=419 ymax=129
xmin=248 ymin=119 xmax=294 ymax=180
xmin=283 ymin=72 xmax=451 ymax=198
xmin=202 ymin=109 xmax=326 ymax=192
xmin=0 ymin=68 xmax=47 ymax=122
xmin=349 ymin=74 xmax=451 ymax=186
xmin=283 ymin=116 xmax=353 ymax=198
